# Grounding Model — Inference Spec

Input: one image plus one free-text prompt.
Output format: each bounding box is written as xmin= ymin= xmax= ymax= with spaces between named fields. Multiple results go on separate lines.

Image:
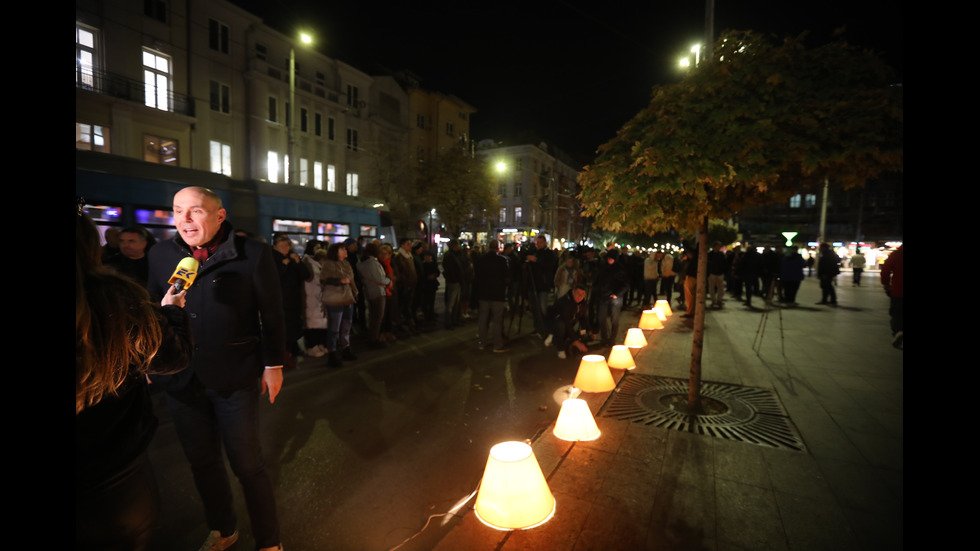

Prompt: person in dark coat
xmin=272 ymin=233 xmax=310 ymax=367
xmin=473 ymin=240 xmax=511 ymax=352
xmin=147 ymin=186 xmax=286 ymax=551
xmin=594 ymin=248 xmax=630 ymax=346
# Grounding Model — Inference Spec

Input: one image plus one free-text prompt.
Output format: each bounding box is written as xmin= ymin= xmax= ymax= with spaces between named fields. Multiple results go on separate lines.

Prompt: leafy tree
xmin=417 ymin=147 xmax=499 ymax=238
xmin=579 ymin=30 xmax=902 ymax=411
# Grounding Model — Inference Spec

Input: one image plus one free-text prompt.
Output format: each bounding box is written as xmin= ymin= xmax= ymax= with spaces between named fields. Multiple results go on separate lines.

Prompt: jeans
xmin=444 ymin=282 xmax=461 ymax=326
xmin=598 ymin=296 xmax=623 ymax=344
xmin=326 ymin=304 xmax=353 ymax=351
xmin=530 ymin=290 xmax=550 ymax=335
xmin=165 ymin=381 xmax=280 ymax=548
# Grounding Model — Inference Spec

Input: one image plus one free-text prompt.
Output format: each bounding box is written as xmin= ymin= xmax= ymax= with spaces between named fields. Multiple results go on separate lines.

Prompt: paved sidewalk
xmin=433 ymin=275 xmax=903 ymax=550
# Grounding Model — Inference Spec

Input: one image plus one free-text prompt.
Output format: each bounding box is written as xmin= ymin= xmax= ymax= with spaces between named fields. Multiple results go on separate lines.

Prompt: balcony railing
xmin=76 ymin=66 xmax=195 ymax=117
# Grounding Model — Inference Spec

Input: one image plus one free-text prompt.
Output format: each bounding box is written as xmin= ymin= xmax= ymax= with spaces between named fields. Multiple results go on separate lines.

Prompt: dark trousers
xmin=166 ymin=382 xmax=280 ymax=548
xmin=76 ymin=453 xmax=159 ymax=551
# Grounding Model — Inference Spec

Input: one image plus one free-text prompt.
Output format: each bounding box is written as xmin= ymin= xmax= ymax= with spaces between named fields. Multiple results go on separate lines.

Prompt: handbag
xmin=322 ymin=283 xmax=355 ymax=307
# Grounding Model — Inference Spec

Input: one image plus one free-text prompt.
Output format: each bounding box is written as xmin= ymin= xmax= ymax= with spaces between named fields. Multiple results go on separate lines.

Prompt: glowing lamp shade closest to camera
xmin=573 ymin=354 xmax=616 ymax=392
xmin=474 ymin=441 xmax=556 ymax=530
xmin=606 ymin=345 xmax=636 ymax=370
xmin=553 ymin=398 xmax=601 ymax=441
xmin=655 ymin=300 xmax=673 ymax=316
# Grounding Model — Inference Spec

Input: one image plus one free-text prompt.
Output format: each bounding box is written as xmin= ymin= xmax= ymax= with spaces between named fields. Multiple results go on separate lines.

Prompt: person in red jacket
xmin=880 ymin=245 xmax=903 ymax=349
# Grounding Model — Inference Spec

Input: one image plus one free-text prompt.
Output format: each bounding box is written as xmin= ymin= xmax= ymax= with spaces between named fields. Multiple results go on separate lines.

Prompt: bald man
xmin=147 ymin=186 xmax=285 ymax=551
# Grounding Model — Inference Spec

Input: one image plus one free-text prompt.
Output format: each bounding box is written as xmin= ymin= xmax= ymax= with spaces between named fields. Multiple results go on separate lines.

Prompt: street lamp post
xmin=288 ymin=32 xmax=313 ymax=186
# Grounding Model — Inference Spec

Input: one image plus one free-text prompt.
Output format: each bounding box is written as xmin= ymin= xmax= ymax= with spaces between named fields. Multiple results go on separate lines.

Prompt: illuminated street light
xmin=289 ymin=31 xmax=315 ymax=186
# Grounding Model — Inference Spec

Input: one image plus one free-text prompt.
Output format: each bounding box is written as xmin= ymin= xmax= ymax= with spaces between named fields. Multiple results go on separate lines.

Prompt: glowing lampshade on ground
xmin=624 ymin=328 xmax=648 ymax=349
xmin=474 ymin=441 xmax=556 ymax=530
xmin=606 ymin=345 xmax=635 ymax=370
xmin=652 ymin=307 xmax=667 ymax=321
xmin=553 ymin=398 xmax=601 ymax=441
xmin=638 ymin=309 xmax=664 ymax=330
xmin=655 ymin=300 xmax=673 ymax=316
xmin=573 ymin=354 xmax=616 ymax=392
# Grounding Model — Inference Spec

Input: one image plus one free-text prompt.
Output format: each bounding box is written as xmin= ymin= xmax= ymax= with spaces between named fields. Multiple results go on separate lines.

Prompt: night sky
xmin=229 ymin=1 xmax=903 ymax=166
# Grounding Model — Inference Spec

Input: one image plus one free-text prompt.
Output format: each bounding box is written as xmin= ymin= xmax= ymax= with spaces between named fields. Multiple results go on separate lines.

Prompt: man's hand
xmin=572 ymin=340 xmax=588 ymax=353
xmin=161 ymin=285 xmax=187 ymax=308
xmin=261 ymin=368 xmax=284 ymax=404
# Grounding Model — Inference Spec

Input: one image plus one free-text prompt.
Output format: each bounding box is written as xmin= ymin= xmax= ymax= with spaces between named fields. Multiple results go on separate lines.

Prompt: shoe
xmin=493 ymin=347 xmax=509 ymax=353
xmin=892 ymin=331 xmax=903 ymax=349
xmin=341 ymin=347 xmax=358 ymax=361
xmin=199 ymin=530 xmax=238 ymax=551
xmin=557 ymin=350 xmax=567 ymax=359
xmin=544 ymin=334 xmax=554 ymax=347
xmin=306 ymin=345 xmax=327 ymax=358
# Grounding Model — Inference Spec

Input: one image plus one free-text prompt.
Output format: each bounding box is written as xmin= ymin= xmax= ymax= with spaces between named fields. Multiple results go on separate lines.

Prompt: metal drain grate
xmin=602 ymin=374 xmax=806 ymax=452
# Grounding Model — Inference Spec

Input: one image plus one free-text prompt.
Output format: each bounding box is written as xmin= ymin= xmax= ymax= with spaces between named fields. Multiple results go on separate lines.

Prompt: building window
xmin=804 ymin=194 xmax=816 ymax=208
xmin=346 ymin=173 xmax=359 ymax=196
xmin=446 ymin=122 xmax=454 ymax=136
xmin=347 ymin=84 xmax=359 ymax=107
xmin=327 ymin=165 xmax=336 ymax=192
xmin=144 ymin=0 xmax=167 ymax=23
xmin=268 ymin=151 xmax=279 ymax=182
xmin=515 ymin=181 xmax=522 ymax=196
xmin=76 ymin=24 xmax=97 ymax=90
xmin=301 ymin=108 xmax=308 ymax=132
xmin=315 ymin=113 xmax=322 ymax=136
xmin=300 ymin=158 xmax=309 ymax=186
xmin=314 ymin=162 xmax=323 ymax=190
xmin=76 ymin=123 xmax=110 ymax=153
xmin=208 ymin=19 xmax=229 ymax=54
xmin=209 ymin=81 xmax=230 ymax=114
xmin=789 ymin=194 xmax=801 ymax=208
xmin=268 ymin=96 xmax=278 ymax=123
xmin=255 ymin=43 xmax=267 ymax=61
xmin=328 ymin=117 xmax=335 ymax=140
xmin=516 ymin=158 xmax=523 ymax=171
xmin=416 ymin=114 xmax=425 ymax=128
xmin=142 ymin=48 xmax=171 ymax=111
xmin=144 ymin=134 xmax=177 ymax=165
xmin=515 ymin=207 xmax=522 ymax=224
xmin=347 ymin=129 xmax=358 ymax=151
xmin=210 ymin=141 xmax=231 ymax=176
xmin=499 ymin=208 xmax=507 ymax=225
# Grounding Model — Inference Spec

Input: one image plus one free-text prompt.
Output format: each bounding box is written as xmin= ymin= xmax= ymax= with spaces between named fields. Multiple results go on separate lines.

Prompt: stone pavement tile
xmin=432 ymin=513 xmax=506 ymax=551
xmin=662 ymin=430 xmax=716 ymax=488
xmin=648 ymin=478 xmax=718 ymax=551
xmin=762 ymin=451 xmax=833 ymax=500
xmin=773 ymin=491 xmax=861 ymax=551
xmin=595 ymin=454 xmax=660 ymax=524
xmin=501 ymin=491 xmax=592 ymax=551
xmin=715 ymin=478 xmax=789 ymax=550
xmin=713 ymin=438 xmax=772 ymax=489
xmin=572 ymin=491 xmax=652 ymax=551
xmin=841 ymin=427 xmax=902 ymax=471
xmin=814 ymin=457 xmax=901 ymax=514
xmin=843 ymin=506 xmax=903 ymax=550
xmin=614 ymin=422 xmax=669 ymax=463
xmin=548 ymin=446 xmax=617 ymax=498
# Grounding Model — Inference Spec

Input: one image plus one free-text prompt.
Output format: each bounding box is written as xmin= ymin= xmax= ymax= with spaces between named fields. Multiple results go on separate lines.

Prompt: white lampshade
xmin=474 ymin=441 xmax=556 ymax=530
xmin=606 ymin=345 xmax=635 ymax=370
xmin=655 ymin=300 xmax=673 ymax=316
xmin=553 ymin=398 xmax=601 ymax=441
xmin=651 ymin=307 xmax=667 ymax=321
xmin=573 ymin=354 xmax=616 ymax=392
xmin=638 ymin=309 xmax=664 ymax=330
xmin=624 ymin=328 xmax=648 ymax=349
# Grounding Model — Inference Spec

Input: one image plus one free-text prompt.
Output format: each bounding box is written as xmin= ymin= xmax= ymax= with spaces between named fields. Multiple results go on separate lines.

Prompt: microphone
xmin=168 ymin=257 xmax=200 ymax=294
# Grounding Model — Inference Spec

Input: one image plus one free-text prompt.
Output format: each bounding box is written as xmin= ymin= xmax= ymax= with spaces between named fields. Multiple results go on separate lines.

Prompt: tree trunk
xmin=688 ymin=216 xmax=709 ymax=413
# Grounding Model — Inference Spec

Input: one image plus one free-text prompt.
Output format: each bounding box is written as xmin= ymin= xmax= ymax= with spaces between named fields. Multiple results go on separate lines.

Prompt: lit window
xmin=209 ymin=140 xmax=231 ymax=176
xmin=314 ymin=161 xmax=323 ymax=190
xmin=208 ymin=19 xmax=229 ymax=54
xmin=284 ymin=155 xmax=290 ymax=183
xmin=209 ymin=81 xmax=230 ymax=114
xmin=515 ymin=207 xmax=522 ymax=224
xmin=76 ymin=24 xmax=97 ymax=90
xmin=300 ymin=158 xmax=309 ymax=186
xmin=268 ymin=151 xmax=279 ymax=182
xmin=499 ymin=208 xmax=507 ymax=224
xmin=144 ymin=134 xmax=177 ymax=165
xmin=76 ymin=123 xmax=110 ymax=153
xmin=789 ymin=194 xmax=801 ymax=208
xmin=143 ymin=48 xmax=171 ymax=111
xmin=804 ymin=194 xmax=816 ymax=208
xmin=327 ymin=165 xmax=336 ymax=192
xmin=346 ymin=173 xmax=358 ymax=196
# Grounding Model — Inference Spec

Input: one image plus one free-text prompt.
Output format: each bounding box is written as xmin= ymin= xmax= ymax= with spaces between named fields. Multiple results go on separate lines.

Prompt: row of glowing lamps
xmin=473 ymin=300 xmax=673 ymax=531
